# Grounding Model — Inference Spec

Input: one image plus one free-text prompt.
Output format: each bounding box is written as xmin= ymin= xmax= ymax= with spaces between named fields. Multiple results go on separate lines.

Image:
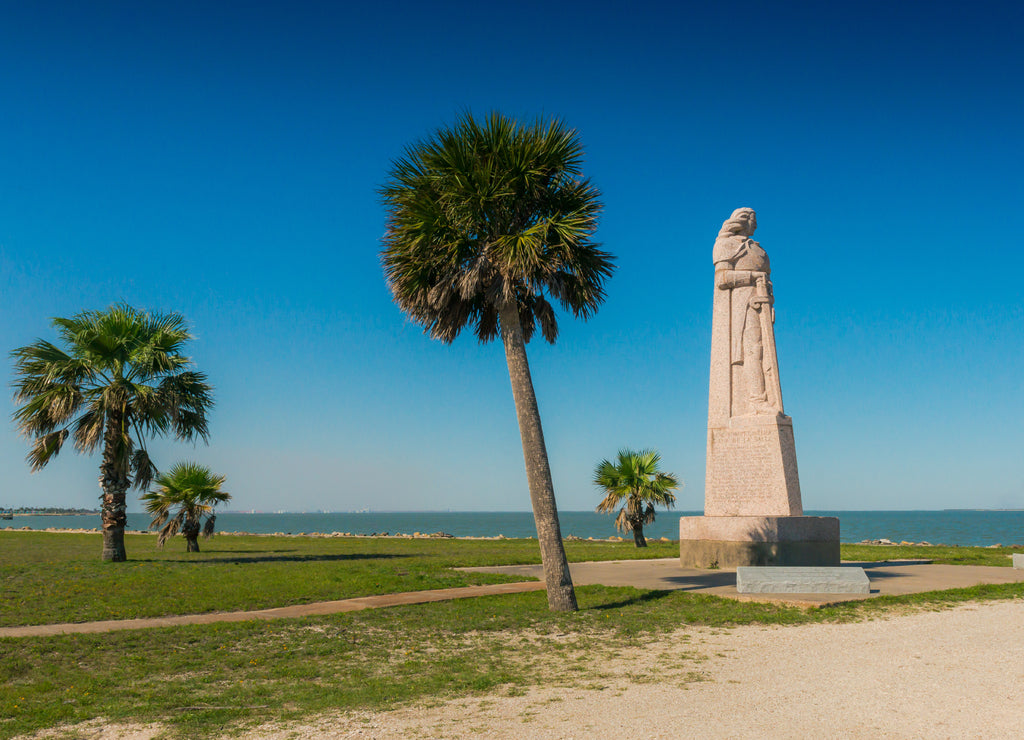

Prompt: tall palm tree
xmin=381 ymin=112 xmax=614 ymax=611
xmin=594 ymin=449 xmax=680 ymax=547
xmin=10 ymin=304 xmax=214 ymax=561
xmin=141 ymin=462 xmax=231 ymax=552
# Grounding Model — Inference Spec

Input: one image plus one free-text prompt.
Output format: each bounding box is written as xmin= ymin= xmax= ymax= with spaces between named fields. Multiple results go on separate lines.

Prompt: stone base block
xmin=736 ymin=566 xmax=869 ymax=594
xmin=679 ymin=515 xmax=839 ymax=568
xmin=1013 ymin=554 xmax=1023 ymax=570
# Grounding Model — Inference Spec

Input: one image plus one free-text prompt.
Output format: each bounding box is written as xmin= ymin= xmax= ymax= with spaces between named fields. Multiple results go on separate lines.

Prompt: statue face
xmin=736 ymin=210 xmax=756 ymax=236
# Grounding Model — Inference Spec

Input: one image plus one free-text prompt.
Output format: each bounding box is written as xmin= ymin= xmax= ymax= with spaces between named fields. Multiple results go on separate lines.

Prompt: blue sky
xmin=2 ymin=0 xmax=1022 ymax=513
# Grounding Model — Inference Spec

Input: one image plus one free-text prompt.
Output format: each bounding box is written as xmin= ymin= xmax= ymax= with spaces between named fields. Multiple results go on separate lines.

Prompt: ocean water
xmin=4 ymin=510 xmax=1024 ymax=546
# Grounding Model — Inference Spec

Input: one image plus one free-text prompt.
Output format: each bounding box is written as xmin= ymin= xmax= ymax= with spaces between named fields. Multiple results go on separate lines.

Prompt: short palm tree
xmin=381 ymin=112 xmax=614 ymax=611
xmin=595 ymin=449 xmax=681 ymax=547
xmin=141 ymin=462 xmax=231 ymax=552
xmin=11 ymin=304 xmax=214 ymax=561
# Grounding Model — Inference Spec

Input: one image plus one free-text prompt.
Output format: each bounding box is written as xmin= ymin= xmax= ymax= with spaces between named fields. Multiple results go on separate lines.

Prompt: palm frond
xmin=155 ymin=372 xmax=214 ymax=442
xmin=131 ymin=448 xmax=158 ymax=492
xmin=26 ymin=430 xmax=70 ymax=471
xmin=156 ymin=510 xmax=185 ymax=548
xmin=71 ymin=407 xmax=106 ymax=454
xmin=380 ymin=111 xmax=614 ymax=347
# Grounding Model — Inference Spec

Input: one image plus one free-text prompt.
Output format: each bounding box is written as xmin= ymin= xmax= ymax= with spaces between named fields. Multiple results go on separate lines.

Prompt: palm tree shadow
xmin=846 ymin=562 xmax=922 ymax=589
xmin=200 ymin=548 xmax=300 ymax=554
xmin=590 ymin=590 xmax=673 ymax=610
xmin=171 ymin=553 xmax=413 ymax=564
xmin=658 ymin=571 xmax=737 ymax=590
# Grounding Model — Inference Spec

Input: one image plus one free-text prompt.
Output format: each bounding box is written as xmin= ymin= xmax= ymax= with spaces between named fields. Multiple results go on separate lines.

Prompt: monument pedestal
xmin=704 ymin=415 xmax=802 ymax=517
xmin=679 ymin=515 xmax=839 ymax=568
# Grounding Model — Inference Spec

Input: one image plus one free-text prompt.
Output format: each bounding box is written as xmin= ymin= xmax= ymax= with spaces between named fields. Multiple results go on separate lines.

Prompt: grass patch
xmin=0 ymin=532 xmax=677 ymax=627
xmin=0 ymin=586 xmax=811 ymax=739
xmin=840 ymin=543 xmax=1020 ymax=567
xmin=2 ymin=533 xmax=1023 ymax=738
xmin=1 ymin=533 xmax=1016 ymax=628
xmin=2 ymin=536 xmax=1024 ymax=736
xmin=2 ymin=582 xmax=1022 ymax=739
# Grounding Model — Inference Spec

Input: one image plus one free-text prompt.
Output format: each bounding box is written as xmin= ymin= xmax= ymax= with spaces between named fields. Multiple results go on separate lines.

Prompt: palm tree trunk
xmin=99 ymin=413 xmax=129 ymax=562
xmin=632 ymin=521 xmax=648 ymax=548
xmin=184 ymin=520 xmax=201 ymax=552
xmin=498 ymin=303 xmax=577 ymax=612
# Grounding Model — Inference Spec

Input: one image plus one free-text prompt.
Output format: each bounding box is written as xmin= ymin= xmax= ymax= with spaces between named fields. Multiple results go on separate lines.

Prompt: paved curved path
xmin=0 ymin=581 xmax=545 ymax=638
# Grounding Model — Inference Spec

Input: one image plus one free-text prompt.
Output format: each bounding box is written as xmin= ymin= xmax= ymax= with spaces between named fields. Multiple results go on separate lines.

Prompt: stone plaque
xmin=736 ymin=566 xmax=870 ymax=594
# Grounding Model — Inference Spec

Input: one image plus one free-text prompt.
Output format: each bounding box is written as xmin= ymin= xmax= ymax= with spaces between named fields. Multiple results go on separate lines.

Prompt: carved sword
xmin=755 ymin=275 xmax=784 ymax=414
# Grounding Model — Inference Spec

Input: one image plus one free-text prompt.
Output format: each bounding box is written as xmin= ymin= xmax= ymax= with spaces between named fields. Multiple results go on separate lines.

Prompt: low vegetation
xmin=841 ymin=542 xmax=1019 ymax=567
xmin=142 ymin=462 xmax=232 ymax=551
xmin=0 ymin=532 xmax=677 ymax=628
xmin=594 ymin=448 xmax=680 ymax=547
xmin=1 ymin=532 xmax=1021 ymax=739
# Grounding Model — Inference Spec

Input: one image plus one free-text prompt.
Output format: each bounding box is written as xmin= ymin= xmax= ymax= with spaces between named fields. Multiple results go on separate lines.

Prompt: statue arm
xmin=714 ymin=266 xmax=761 ymax=290
xmin=715 ymin=266 xmax=773 ymax=309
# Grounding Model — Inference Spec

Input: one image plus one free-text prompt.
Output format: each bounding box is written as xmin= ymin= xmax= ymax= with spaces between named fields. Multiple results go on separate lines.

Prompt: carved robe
xmin=712 ymin=233 xmax=774 ymax=415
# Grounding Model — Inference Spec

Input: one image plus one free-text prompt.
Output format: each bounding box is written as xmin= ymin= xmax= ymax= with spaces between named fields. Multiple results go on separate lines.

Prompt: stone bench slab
xmin=1013 ymin=554 xmax=1024 ymax=570
xmin=736 ymin=566 xmax=870 ymax=594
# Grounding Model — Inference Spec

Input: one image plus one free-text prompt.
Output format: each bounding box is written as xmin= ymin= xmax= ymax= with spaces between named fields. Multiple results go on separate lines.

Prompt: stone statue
xmin=712 ymin=207 xmax=783 ymax=418
xmin=680 ymin=208 xmax=839 ymax=567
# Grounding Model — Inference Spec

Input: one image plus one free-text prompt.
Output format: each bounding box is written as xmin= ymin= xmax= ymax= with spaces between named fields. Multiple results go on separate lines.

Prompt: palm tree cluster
xmin=595 ymin=449 xmax=680 ymax=547
xmin=141 ymin=462 xmax=231 ymax=552
xmin=381 ymin=112 xmax=615 ymax=611
xmin=11 ymin=304 xmax=214 ymax=561
xmin=9 ymin=113 xmax=679 ymax=600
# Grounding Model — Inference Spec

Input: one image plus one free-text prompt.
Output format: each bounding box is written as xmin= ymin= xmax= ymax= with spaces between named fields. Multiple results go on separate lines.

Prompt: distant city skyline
xmin=3 ymin=1 xmax=1023 ymax=513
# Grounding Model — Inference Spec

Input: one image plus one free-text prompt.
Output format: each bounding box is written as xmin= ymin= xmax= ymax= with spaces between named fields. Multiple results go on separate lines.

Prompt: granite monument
xmin=679 ymin=208 xmax=839 ymax=567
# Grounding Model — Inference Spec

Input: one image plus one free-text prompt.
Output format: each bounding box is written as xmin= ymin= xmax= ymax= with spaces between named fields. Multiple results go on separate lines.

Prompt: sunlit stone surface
xmin=680 ymin=209 xmax=839 ymax=568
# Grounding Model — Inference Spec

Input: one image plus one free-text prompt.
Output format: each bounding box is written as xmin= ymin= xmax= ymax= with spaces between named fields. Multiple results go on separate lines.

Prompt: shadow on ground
xmin=169 ymin=553 xmax=414 ymax=564
xmin=590 ymin=590 xmax=673 ymax=610
xmin=656 ymin=571 xmax=737 ymax=590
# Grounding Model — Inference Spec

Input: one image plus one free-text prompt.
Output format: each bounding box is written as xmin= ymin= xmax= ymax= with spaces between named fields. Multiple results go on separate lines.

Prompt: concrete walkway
xmin=4 ymin=558 xmax=1022 ymax=638
xmin=464 ymin=557 xmax=1024 ymax=606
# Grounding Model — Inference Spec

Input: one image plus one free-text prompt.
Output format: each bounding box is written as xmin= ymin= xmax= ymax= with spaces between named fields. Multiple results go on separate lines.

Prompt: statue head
xmin=718 ymin=208 xmax=756 ymax=238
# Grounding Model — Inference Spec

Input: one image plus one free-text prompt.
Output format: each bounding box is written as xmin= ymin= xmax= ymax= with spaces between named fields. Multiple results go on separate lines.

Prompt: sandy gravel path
xmin=255 ymin=599 xmax=1024 ymax=739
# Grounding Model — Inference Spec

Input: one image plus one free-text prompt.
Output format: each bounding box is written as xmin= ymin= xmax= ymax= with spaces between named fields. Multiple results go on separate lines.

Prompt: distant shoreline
xmin=943 ymin=508 xmax=1024 ymax=512
xmin=5 ymin=528 xmax=1021 ymax=549
xmin=8 ymin=512 xmax=100 ymax=516
xmin=0 ymin=527 xmax=598 ymax=542
xmin=5 ymin=510 xmax=1024 ymax=547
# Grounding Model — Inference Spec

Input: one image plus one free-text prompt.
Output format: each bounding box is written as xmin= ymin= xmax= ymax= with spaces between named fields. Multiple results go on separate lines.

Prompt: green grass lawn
xmin=1 ymin=531 xmax=1022 ymax=739
xmin=841 ymin=542 xmax=1019 ymax=567
xmin=0 ymin=531 xmax=678 ymax=627
xmin=1 ymin=532 xmax=1018 ymax=628
xmin=4 ymin=580 xmax=1021 ymax=740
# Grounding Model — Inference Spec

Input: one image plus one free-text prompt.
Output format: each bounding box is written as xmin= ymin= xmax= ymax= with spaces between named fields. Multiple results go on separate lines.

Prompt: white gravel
xmin=29 ymin=600 xmax=1024 ymax=739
